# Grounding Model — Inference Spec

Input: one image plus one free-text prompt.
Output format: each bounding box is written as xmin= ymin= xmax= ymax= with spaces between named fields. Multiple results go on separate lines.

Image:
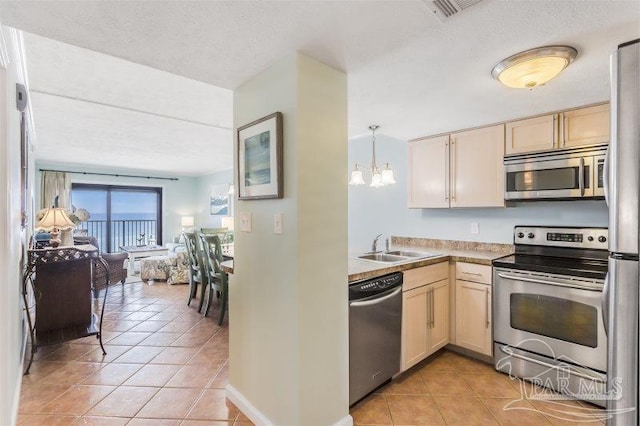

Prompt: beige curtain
xmin=40 ymin=171 xmax=71 ymax=209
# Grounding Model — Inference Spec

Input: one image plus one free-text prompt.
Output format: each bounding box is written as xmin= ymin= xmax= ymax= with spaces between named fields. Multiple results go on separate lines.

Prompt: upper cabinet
xmin=505 ymin=114 xmax=557 ymax=155
xmin=408 ymin=125 xmax=504 ymax=209
xmin=450 ymin=125 xmax=505 ymax=208
xmin=561 ymin=103 xmax=610 ymax=148
xmin=506 ymin=103 xmax=609 ymax=155
xmin=408 ymin=135 xmax=450 ymax=208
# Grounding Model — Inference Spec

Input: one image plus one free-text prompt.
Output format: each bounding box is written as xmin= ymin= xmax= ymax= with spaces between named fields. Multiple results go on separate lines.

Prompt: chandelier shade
xmin=349 ymin=125 xmax=395 ymax=187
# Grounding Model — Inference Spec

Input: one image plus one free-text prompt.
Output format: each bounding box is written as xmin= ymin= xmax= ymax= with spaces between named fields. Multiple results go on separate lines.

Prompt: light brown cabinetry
xmin=401 ymin=262 xmax=449 ymax=371
xmin=450 ymin=125 xmax=505 ymax=207
xmin=505 ymin=103 xmax=609 ymax=155
xmin=561 ymin=103 xmax=610 ymax=148
xmin=408 ymin=124 xmax=504 ymax=209
xmin=454 ymin=262 xmax=492 ymax=356
xmin=505 ymin=114 xmax=558 ymax=155
xmin=407 ymin=135 xmax=449 ymax=208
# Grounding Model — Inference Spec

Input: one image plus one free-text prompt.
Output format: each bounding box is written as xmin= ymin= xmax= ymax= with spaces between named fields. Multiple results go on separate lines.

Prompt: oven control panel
xmin=514 ymin=226 xmax=608 ymax=249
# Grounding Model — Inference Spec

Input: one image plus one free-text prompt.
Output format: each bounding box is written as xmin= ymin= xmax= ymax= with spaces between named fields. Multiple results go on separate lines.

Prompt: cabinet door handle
xmin=553 ymin=115 xmax=559 ymax=148
xmin=485 ymin=288 xmax=490 ymax=329
xmin=444 ymin=141 xmax=449 ymax=202
xmin=426 ymin=287 xmax=432 ymax=328
xmin=450 ymin=137 xmax=456 ymax=202
xmin=431 ymin=287 xmax=435 ymax=328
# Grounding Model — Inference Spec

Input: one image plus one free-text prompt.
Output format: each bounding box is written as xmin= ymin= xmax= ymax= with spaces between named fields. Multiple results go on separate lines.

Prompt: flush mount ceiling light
xmin=349 ymin=125 xmax=396 ymax=188
xmin=491 ymin=45 xmax=578 ymax=89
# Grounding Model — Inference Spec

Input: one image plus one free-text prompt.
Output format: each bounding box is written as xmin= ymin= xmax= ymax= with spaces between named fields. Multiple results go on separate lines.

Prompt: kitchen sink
xmin=385 ymin=250 xmax=437 ymax=258
xmin=357 ymin=253 xmax=408 ymax=263
xmin=357 ymin=251 xmax=441 ymax=263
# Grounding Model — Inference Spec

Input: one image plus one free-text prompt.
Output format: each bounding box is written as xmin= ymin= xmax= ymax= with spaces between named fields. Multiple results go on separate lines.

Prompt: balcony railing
xmin=77 ymin=219 xmax=158 ymax=253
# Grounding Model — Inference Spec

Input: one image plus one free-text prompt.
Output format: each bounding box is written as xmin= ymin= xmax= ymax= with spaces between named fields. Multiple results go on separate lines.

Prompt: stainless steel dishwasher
xmin=349 ymin=272 xmax=402 ymax=405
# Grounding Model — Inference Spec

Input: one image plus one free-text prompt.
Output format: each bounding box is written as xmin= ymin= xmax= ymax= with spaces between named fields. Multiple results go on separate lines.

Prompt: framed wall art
xmin=237 ymin=112 xmax=283 ymax=200
xmin=210 ymin=184 xmax=230 ymax=215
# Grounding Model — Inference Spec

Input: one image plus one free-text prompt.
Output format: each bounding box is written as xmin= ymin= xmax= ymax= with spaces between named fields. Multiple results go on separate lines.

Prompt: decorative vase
xmin=60 ymin=229 xmax=74 ymax=247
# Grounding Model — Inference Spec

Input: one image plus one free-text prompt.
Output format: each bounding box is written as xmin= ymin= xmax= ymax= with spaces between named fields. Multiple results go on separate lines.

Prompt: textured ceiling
xmin=22 ymin=33 xmax=233 ymax=176
xmin=2 ymin=0 xmax=639 ymax=173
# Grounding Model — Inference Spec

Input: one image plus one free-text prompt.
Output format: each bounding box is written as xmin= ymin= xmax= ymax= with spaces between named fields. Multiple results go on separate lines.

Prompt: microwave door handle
xmin=579 ymin=157 xmax=585 ymax=196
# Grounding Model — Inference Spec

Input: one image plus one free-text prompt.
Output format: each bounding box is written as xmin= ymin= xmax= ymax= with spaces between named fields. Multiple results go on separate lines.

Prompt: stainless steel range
xmin=493 ymin=226 xmax=609 ymax=406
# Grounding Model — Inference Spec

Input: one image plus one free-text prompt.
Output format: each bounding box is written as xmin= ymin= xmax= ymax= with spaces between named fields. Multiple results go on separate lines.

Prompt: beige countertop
xmin=348 ymin=236 xmax=514 ymax=282
xmin=221 ymin=237 xmax=513 ymax=282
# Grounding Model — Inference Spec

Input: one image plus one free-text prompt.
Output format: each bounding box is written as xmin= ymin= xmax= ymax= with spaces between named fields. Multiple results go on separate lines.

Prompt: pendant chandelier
xmin=349 ymin=125 xmax=395 ymax=187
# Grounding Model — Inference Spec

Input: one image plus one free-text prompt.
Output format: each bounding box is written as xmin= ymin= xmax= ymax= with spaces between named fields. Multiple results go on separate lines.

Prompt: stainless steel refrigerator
xmin=605 ymin=38 xmax=639 ymax=426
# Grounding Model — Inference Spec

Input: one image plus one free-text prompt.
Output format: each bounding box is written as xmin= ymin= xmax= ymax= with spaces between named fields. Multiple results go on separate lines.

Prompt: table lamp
xmin=181 ymin=216 xmax=194 ymax=231
xmin=35 ymin=207 xmax=76 ymax=248
xmin=220 ymin=216 xmax=234 ymax=231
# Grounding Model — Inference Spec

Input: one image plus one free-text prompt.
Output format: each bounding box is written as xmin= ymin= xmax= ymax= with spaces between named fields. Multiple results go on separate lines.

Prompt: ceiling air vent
xmin=423 ymin=0 xmax=485 ymax=22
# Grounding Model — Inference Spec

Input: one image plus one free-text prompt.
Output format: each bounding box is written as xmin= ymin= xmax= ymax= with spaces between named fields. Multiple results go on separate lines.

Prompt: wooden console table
xmin=22 ymin=245 xmax=109 ymax=374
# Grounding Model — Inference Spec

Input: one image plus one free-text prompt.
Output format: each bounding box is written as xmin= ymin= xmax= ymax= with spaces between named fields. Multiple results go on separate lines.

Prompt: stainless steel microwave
xmin=504 ymin=144 xmax=607 ymax=201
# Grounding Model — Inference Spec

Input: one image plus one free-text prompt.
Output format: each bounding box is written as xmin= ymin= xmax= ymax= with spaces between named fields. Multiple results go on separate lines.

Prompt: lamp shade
xmin=221 ymin=216 xmax=234 ymax=231
xmin=181 ymin=216 xmax=195 ymax=227
xmin=348 ymin=164 xmax=365 ymax=185
xmin=35 ymin=208 xmax=75 ymax=231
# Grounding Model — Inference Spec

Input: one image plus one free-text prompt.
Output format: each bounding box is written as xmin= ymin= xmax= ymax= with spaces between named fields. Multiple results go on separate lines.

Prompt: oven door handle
xmin=496 ymin=272 xmax=603 ymax=291
xmin=498 ymin=345 xmax=606 ymax=384
xmin=601 ymin=272 xmax=609 ymax=336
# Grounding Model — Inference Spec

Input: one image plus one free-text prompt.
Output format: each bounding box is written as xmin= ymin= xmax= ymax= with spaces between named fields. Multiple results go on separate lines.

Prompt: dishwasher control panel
xmin=349 ymin=272 xmax=403 ymax=301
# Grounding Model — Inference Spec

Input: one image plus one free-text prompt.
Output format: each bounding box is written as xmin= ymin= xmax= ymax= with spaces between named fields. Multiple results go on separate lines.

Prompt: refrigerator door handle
xmin=603 ymin=145 xmax=610 ymax=207
xmin=601 ymin=272 xmax=609 ymax=336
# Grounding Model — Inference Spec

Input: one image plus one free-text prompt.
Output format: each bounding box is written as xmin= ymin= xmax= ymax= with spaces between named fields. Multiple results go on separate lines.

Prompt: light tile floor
xmin=19 ymin=279 xmax=607 ymax=426
xmin=349 ymin=350 xmax=607 ymax=425
xmin=18 ymin=278 xmax=250 ymax=425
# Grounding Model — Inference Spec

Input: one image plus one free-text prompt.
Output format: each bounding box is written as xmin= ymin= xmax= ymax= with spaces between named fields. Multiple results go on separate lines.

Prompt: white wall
xmin=229 ymin=53 xmax=349 ymax=425
xmin=0 ymin=26 xmax=31 ymax=426
xmin=348 ymin=133 xmax=608 ymax=253
xmin=195 ymin=169 xmax=233 ymax=228
xmin=35 ymin=161 xmax=199 ymax=245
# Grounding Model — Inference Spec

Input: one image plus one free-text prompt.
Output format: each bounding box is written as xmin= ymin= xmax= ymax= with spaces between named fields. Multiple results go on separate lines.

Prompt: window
xmin=71 ymin=184 xmax=162 ymax=253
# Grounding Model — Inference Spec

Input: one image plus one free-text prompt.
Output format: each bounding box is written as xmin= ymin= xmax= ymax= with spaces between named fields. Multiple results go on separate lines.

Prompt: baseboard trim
xmin=226 ymin=384 xmax=353 ymax=426
xmin=226 ymin=384 xmax=273 ymax=426
xmin=333 ymin=414 xmax=354 ymax=426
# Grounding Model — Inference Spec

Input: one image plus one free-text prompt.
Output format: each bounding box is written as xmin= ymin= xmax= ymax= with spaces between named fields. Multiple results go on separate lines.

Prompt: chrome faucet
xmin=371 ymin=234 xmax=383 ymax=253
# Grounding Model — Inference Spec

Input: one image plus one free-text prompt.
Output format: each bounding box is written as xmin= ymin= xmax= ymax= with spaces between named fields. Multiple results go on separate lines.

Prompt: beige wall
xmin=229 ymin=53 xmax=349 ymax=425
xmin=0 ymin=26 xmax=31 ymax=426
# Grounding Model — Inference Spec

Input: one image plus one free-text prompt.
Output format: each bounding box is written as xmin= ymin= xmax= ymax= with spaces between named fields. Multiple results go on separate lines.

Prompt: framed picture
xmin=210 ymin=184 xmax=230 ymax=215
xmin=237 ymin=112 xmax=283 ymax=200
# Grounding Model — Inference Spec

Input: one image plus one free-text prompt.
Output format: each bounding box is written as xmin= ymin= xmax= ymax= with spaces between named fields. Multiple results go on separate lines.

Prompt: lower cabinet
xmin=402 ymin=286 xmax=428 ymax=369
xmin=401 ymin=271 xmax=449 ymax=371
xmin=427 ymin=279 xmax=449 ymax=354
xmin=455 ymin=278 xmax=492 ymax=356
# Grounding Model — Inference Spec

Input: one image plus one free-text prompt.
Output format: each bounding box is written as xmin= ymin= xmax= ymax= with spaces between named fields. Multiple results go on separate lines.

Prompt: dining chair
xmin=182 ymin=231 xmax=206 ymax=307
xmin=199 ymin=234 xmax=229 ymax=325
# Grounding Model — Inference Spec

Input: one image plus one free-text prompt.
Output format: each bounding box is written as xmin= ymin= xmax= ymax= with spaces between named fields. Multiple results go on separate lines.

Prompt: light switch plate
xmin=471 ymin=222 xmax=479 ymax=234
xmin=274 ymin=213 xmax=283 ymax=234
xmin=239 ymin=212 xmax=252 ymax=232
